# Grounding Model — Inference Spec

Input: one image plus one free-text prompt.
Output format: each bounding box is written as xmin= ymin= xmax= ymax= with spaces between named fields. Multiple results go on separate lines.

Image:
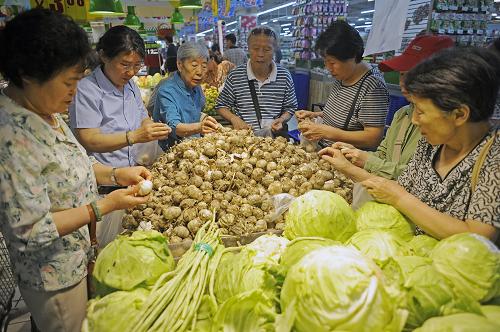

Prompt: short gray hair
xmin=177 ymin=42 xmax=209 ymax=62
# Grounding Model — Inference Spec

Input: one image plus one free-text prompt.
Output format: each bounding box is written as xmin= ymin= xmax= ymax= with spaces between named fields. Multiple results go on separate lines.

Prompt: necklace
xmin=1 ymin=88 xmax=61 ymax=129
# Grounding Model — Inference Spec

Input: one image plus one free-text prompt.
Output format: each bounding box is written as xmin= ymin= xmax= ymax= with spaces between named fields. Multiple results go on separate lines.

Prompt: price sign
xmin=30 ymin=0 xmax=87 ymax=21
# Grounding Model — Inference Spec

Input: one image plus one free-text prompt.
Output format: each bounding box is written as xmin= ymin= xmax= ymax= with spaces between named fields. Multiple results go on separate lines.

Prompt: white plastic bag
xmin=254 ymin=118 xmax=274 ymax=137
xmin=131 ymin=140 xmax=164 ymax=166
xmin=97 ymin=209 xmax=125 ymax=248
xmin=268 ymin=193 xmax=296 ymax=222
xmin=299 ymin=117 xmax=323 ymax=152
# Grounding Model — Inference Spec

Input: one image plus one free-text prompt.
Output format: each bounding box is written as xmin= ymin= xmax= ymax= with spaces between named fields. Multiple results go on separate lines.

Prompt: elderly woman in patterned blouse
xmin=321 ymin=47 xmax=499 ymax=243
xmin=0 ymin=9 xmax=152 ymax=331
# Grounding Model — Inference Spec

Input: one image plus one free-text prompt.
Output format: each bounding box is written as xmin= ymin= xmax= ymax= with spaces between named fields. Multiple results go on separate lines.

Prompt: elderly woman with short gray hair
xmin=153 ymin=41 xmax=219 ymax=149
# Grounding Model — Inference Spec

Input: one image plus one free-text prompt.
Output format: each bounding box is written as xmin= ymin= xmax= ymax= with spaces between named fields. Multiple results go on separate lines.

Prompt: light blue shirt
xmin=69 ymin=66 xmax=148 ymax=167
xmin=153 ymin=71 xmax=205 ymax=150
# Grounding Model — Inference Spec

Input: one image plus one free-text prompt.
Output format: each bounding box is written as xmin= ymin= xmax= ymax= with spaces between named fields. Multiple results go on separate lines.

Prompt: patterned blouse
xmin=0 ymin=93 xmax=98 ymax=291
xmin=398 ymin=129 xmax=499 ymax=235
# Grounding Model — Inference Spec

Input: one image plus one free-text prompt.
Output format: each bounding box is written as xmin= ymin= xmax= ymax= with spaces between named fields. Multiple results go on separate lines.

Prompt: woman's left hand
xmin=115 ymin=166 xmax=152 ymax=186
xmin=318 ymin=146 xmax=353 ymax=171
xmin=298 ymin=122 xmax=326 ymax=141
xmin=201 ymin=116 xmax=219 ymax=134
xmin=361 ymin=177 xmax=408 ymax=207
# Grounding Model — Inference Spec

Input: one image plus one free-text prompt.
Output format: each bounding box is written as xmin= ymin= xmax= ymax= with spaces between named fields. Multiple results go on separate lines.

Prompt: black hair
xmin=225 ymin=33 xmax=237 ymax=45
xmin=491 ymin=37 xmax=500 ymax=54
xmin=314 ymin=20 xmax=364 ymax=63
xmin=211 ymin=43 xmax=220 ymax=53
xmin=405 ymin=47 xmax=500 ymax=122
xmin=164 ymin=35 xmax=173 ymax=44
xmin=0 ymin=8 xmax=90 ymax=88
xmin=96 ymin=25 xmax=145 ymax=60
xmin=247 ymin=27 xmax=278 ymax=47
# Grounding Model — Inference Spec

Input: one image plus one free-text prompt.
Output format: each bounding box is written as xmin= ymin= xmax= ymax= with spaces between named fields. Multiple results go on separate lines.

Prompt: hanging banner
xmin=240 ymin=15 xmax=256 ymax=31
xmin=364 ymin=0 xmax=411 ymax=56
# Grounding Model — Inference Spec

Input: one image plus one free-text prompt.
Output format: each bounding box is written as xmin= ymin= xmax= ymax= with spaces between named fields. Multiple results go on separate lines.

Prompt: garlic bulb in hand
xmin=138 ymin=180 xmax=153 ymax=196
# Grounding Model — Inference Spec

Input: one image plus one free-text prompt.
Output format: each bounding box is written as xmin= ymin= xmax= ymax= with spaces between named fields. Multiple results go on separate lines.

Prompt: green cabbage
xmin=413 ymin=313 xmax=500 ymax=332
xmin=355 ymin=201 xmax=414 ymax=241
xmin=214 ymin=248 xmax=282 ymax=305
xmin=84 ymin=288 xmax=149 ymax=332
xmin=347 ymin=229 xmax=409 ymax=267
xmin=430 ymin=233 xmax=500 ymax=303
xmin=284 ymin=190 xmax=356 ymax=242
xmin=211 ymin=290 xmax=277 ymax=332
xmin=279 ymin=237 xmax=340 ymax=271
xmin=279 ymin=246 xmax=407 ymax=332
xmin=246 ymin=234 xmax=289 ymax=265
xmin=481 ymin=305 xmax=500 ymax=324
xmin=93 ymin=230 xmax=175 ymax=296
xmin=408 ymin=235 xmax=439 ymax=257
xmin=382 ymin=256 xmax=481 ymax=331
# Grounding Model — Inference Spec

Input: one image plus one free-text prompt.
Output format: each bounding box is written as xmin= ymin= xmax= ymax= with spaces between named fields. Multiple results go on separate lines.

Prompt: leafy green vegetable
xmin=382 ymin=256 xmax=481 ymax=331
xmin=279 ymin=237 xmax=339 ymax=271
xmin=279 ymin=246 xmax=407 ymax=332
xmin=481 ymin=305 xmax=500 ymax=325
xmin=85 ymin=288 xmax=149 ymax=332
xmin=246 ymin=234 xmax=289 ymax=265
xmin=347 ymin=229 xmax=409 ymax=267
xmin=211 ymin=290 xmax=277 ymax=332
xmin=430 ymin=233 xmax=500 ymax=303
xmin=284 ymin=190 xmax=356 ymax=242
xmin=413 ymin=313 xmax=500 ymax=332
xmin=355 ymin=201 xmax=414 ymax=241
xmin=408 ymin=235 xmax=438 ymax=257
xmin=214 ymin=248 xmax=282 ymax=305
xmin=93 ymin=230 xmax=175 ymax=296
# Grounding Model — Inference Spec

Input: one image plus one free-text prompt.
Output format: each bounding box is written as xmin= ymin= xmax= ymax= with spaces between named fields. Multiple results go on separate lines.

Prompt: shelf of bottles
xmin=430 ymin=0 xmax=496 ymax=47
xmin=291 ymin=0 xmax=347 ymax=60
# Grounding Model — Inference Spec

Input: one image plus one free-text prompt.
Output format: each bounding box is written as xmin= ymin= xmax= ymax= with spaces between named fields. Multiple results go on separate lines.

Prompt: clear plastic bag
xmin=131 ymin=140 xmax=164 ymax=166
xmin=299 ymin=116 xmax=323 ymax=152
xmin=254 ymin=118 xmax=274 ymax=137
xmin=268 ymin=193 xmax=296 ymax=222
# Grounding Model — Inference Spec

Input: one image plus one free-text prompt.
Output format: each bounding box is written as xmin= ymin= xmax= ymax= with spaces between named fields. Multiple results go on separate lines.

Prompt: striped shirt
xmin=322 ymin=67 xmax=389 ymax=145
xmin=215 ymin=61 xmax=298 ymax=129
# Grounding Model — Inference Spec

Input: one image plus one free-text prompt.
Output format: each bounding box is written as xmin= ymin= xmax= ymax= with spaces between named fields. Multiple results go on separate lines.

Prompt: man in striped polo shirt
xmin=215 ymin=27 xmax=297 ymax=134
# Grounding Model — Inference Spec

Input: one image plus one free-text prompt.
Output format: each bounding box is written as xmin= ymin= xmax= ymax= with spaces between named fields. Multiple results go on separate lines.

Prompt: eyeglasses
xmin=120 ymin=62 xmax=144 ymax=72
xmin=250 ymin=27 xmax=277 ymax=39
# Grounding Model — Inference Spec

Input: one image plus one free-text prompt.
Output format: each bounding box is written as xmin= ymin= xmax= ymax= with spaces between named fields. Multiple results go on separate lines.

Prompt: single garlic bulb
xmin=138 ymin=180 xmax=153 ymax=196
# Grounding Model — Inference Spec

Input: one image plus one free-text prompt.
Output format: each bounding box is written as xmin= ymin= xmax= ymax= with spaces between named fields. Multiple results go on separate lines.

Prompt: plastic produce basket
xmin=0 ymin=232 xmax=15 ymax=326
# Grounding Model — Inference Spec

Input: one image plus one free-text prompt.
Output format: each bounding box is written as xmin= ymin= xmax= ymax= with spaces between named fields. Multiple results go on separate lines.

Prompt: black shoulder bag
xmin=342 ymin=71 xmax=372 ymax=131
xmin=247 ymin=79 xmax=289 ymax=139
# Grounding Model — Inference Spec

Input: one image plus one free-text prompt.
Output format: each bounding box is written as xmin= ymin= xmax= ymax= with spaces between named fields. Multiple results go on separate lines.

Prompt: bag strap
xmin=248 ymin=79 xmax=262 ymax=129
xmin=342 ymin=70 xmax=372 ymax=131
xmin=471 ymin=130 xmax=498 ymax=192
xmin=392 ymin=114 xmax=412 ymax=164
xmin=88 ymin=218 xmax=98 ymax=252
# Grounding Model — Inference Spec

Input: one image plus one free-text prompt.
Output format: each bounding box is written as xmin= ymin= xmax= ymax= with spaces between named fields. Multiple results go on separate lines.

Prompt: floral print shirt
xmin=0 ymin=93 xmax=98 ymax=291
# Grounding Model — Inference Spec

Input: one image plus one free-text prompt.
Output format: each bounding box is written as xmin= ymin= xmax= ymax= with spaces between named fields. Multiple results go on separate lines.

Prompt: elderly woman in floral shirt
xmin=0 ymin=9 xmax=151 ymax=332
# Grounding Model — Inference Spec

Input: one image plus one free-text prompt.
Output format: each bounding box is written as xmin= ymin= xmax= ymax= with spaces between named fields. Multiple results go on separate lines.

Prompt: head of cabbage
xmin=284 ymin=190 xmax=356 ymax=242
xmin=246 ymin=234 xmax=289 ymax=265
xmin=280 ymin=237 xmax=340 ymax=272
xmin=347 ymin=229 xmax=409 ymax=267
xmin=279 ymin=245 xmax=407 ymax=332
xmin=408 ymin=235 xmax=438 ymax=257
xmin=214 ymin=247 xmax=283 ymax=305
xmin=382 ymin=256 xmax=481 ymax=331
xmin=430 ymin=233 xmax=500 ymax=303
xmin=413 ymin=313 xmax=500 ymax=332
xmin=93 ymin=230 xmax=175 ymax=296
xmin=355 ymin=201 xmax=414 ymax=241
xmin=83 ymin=288 xmax=149 ymax=332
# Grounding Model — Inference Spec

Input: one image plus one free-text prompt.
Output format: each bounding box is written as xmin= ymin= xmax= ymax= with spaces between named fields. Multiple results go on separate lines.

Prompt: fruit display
xmin=134 ymin=73 xmax=167 ymax=89
xmin=122 ymin=129 xmax=353 ymax=242
xmin=201 ymin=84 xmax=219 ymax=116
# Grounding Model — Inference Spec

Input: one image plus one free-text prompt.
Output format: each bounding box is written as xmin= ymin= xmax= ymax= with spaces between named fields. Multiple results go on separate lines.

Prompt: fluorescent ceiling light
xmin=361 ymin=9 xmax=375 ymax=14
xmin=349 ymin=23 xmax=356 ymax=26
xmin=272 ymin=19 xmax=278 ymax=22
xmin=287 ymin=16 xmax=293 ymax=19
xmin=226 ymin=21 xmax=237 ymax=26
xmin=356 ymin=24 xmax=372 ymax=28
xmin=256 ymin=2 xmax=296 ymax=16
xmin=365 ymin=21 xmax=372 ymax=24
xmin=492 ymin=13 xmax=497 ymax=16
xmin=261 ymin=21 xmax=268 ymax=25
xmin=357 ymin=18 xmax=365 ymax=21
xmin=282 ymin=23 xmax=292 ymax=27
